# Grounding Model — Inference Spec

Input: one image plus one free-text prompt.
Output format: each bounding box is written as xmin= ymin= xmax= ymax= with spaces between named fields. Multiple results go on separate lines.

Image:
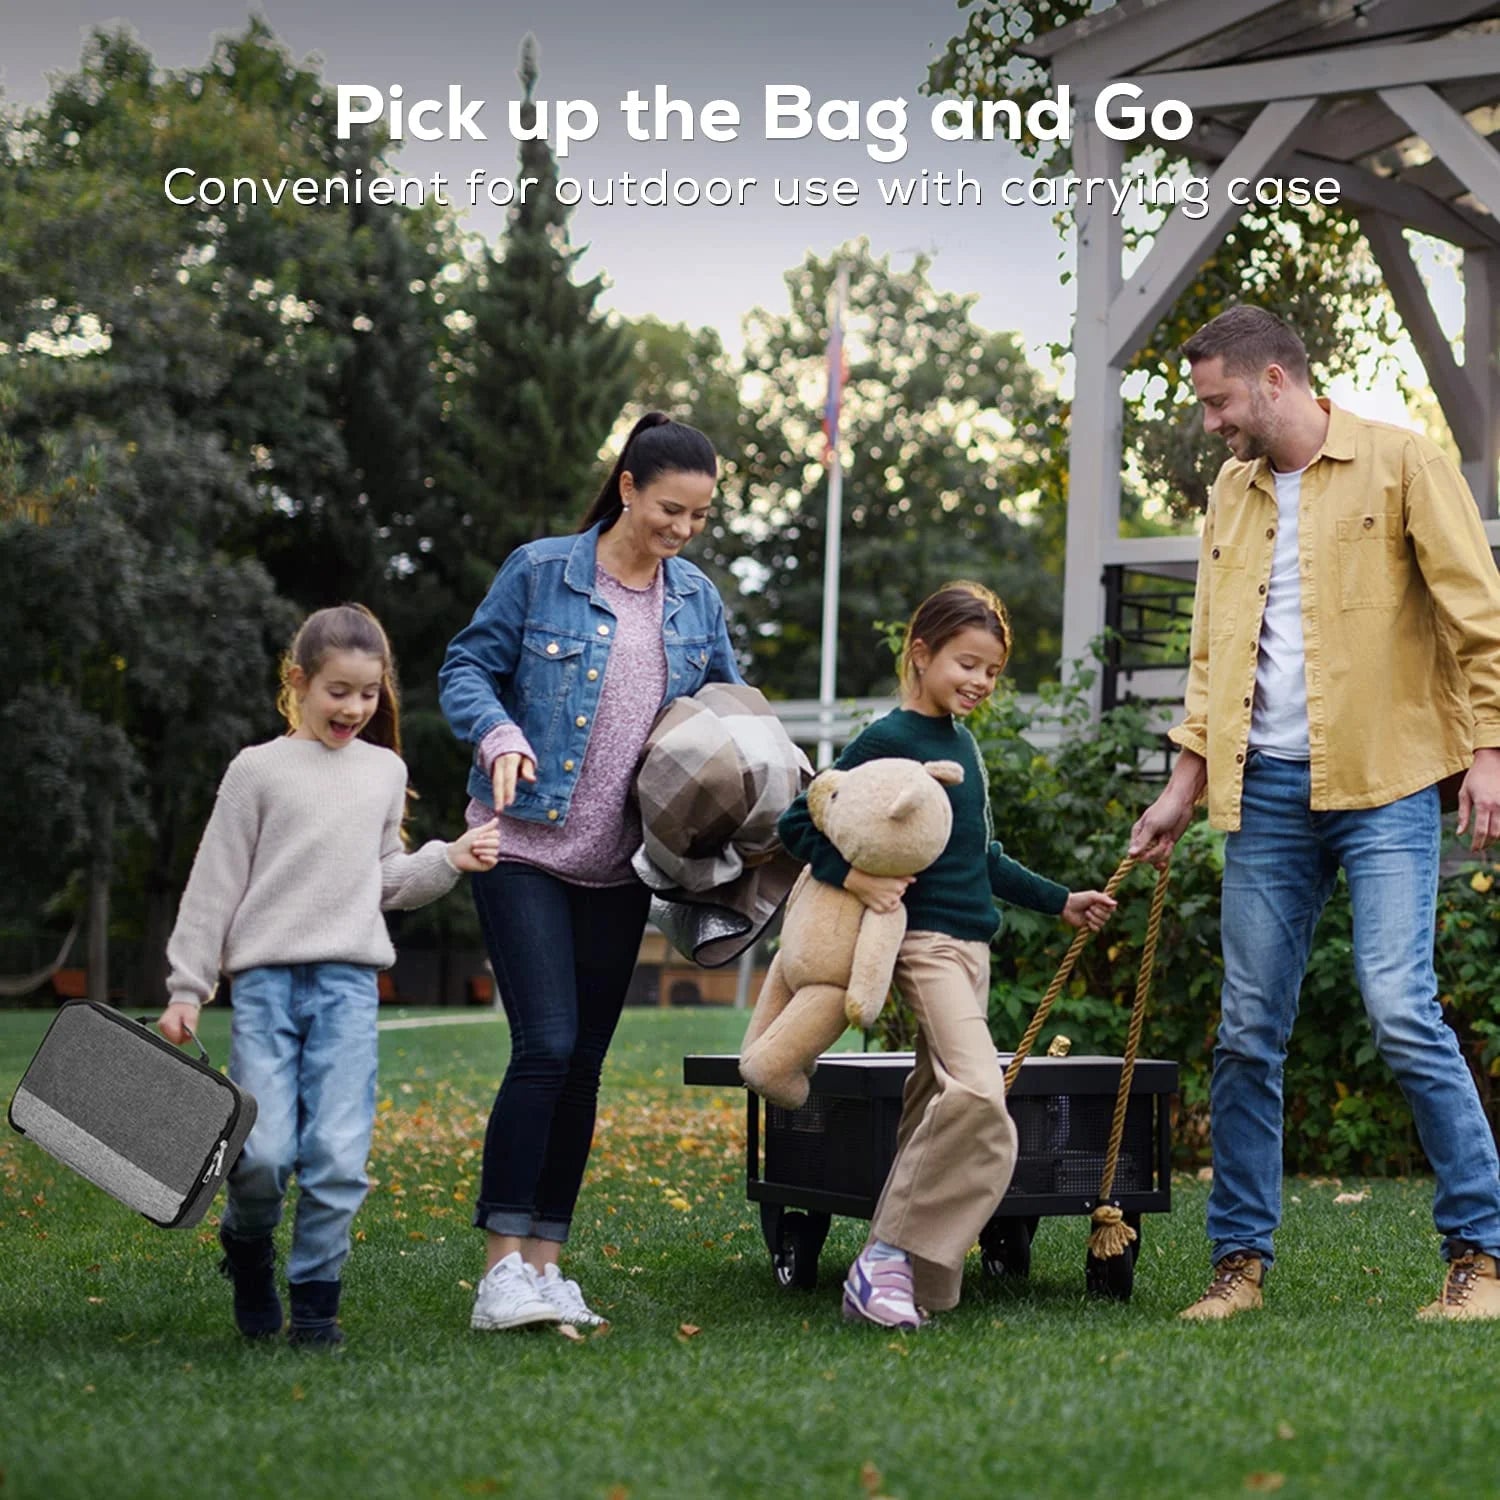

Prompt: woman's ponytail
xmin=577 ymin=411 xmax=717 ymax=532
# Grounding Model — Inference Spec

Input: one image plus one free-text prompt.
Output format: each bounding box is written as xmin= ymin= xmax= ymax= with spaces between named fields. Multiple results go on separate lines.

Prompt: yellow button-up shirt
xmin=1168 ymin=401 xmax=1500 ymax=831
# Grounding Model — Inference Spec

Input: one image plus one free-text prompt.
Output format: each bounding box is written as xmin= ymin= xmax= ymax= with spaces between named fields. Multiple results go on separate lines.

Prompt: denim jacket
xmin=439 ymin=523 xmax=743 ymax=824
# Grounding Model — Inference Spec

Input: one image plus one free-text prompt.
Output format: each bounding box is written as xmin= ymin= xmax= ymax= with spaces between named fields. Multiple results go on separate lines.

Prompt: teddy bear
xmin=738 ymin=757 xmax=962 ymax=1109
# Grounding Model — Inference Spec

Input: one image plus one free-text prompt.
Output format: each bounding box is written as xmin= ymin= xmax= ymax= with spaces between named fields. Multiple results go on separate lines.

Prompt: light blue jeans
xmin=1209 ymin=752 xmax=1500 ymax=1268
xmin=222 ymin=963 xmax=380 ymax=1284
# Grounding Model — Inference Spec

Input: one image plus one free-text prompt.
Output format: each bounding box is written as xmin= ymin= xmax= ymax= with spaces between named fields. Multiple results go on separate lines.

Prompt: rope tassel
xmin=1004 ymin=852 xmax=1172 ymax=1279
xmin=1088 ymin=1203 xmax=1137 ymax=1260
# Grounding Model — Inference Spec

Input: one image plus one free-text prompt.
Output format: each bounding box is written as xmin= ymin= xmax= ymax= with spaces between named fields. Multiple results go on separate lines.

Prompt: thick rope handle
xmin=1000 ymin=853 xmax=1172 ymax=1262
xmin=1002 ymin=855 xmax=1143 ymax=1093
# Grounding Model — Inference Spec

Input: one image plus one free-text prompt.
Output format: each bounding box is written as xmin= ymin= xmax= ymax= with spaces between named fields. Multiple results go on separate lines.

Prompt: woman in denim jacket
xmin=440 ymin=412 xmax=742 ymax=1331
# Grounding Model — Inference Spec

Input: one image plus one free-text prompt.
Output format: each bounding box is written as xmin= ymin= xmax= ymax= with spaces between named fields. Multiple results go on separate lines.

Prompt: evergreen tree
xmin=438 ymin=34 xmax=632 ymax=597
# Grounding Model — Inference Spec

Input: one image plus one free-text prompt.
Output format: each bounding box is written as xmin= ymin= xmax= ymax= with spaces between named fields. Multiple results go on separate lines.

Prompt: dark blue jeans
xmin=471 ymin=862 xmax=650 ymax=1242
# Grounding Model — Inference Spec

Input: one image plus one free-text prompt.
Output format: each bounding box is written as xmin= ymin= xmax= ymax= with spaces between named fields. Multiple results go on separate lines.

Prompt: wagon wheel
xmin=760 ymin=1203 xmax=830 ymax=1290
xmin=1085 ymin=1241 xmax=1136 ymax=1301
xmin=979 ymin=1215 xmax=1040 ymax=1279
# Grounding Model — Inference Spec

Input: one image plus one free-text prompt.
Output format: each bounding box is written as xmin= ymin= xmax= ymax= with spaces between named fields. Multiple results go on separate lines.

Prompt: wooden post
xmin=1060 ymin=120 xmax=1124 ymax=704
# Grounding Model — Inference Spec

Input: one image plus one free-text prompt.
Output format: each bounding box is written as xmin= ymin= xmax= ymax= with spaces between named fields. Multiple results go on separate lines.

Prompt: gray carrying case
xmin=8 ymin=1000 xmax=256 ymax=1228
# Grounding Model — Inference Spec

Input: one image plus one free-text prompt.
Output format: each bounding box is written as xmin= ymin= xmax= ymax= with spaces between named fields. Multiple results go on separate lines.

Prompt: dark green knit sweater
xmin=777 ymin=708 xmax=1069 ymax=943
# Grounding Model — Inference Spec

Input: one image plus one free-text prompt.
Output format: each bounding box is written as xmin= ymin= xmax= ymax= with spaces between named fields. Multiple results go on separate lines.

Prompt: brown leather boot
xmin=1179 ymin=1252 xmax=1265 ymax=1321
xmin=1417 ymin=1251 xmax=1500 ymax=1321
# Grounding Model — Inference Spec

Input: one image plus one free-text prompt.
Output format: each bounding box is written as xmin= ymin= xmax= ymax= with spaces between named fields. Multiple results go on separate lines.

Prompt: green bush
xmin=875 ymin=666 xmax=1500 ymax=1174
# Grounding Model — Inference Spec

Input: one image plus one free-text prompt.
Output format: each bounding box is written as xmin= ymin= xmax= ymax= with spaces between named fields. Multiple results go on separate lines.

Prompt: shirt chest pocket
xmin=515 ymin=631 xmax=587 ymax=709
xmin=1337 ymin=513 xmax=1409 ymax=610
xmin=1206 ymin=542 xmax=1247 ymax=638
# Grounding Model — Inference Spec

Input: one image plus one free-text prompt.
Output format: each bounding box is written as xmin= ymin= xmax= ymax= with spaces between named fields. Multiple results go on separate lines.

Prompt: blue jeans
xmin=471 ymin=863 xmax=650 ymax=1241
xmin=222 ymin=963 xmax=380 ymax=1284
xmin=1209 ymin=752 xmax=1500 ymax=1267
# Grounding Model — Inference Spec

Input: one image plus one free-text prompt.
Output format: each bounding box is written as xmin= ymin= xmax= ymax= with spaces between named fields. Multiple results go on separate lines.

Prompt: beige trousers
xmin=868 ymin=929 xmax=1017 ymax=1311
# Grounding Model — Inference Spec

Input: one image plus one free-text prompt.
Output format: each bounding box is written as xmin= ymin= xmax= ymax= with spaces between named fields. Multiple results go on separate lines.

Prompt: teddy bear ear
xmin=924 ymin=759 xmax=964 ymax=786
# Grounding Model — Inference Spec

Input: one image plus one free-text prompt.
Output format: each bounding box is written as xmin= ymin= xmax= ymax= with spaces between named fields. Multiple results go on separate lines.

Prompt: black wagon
xmin=683 ymin=1049 xmax=1177 ymax=1301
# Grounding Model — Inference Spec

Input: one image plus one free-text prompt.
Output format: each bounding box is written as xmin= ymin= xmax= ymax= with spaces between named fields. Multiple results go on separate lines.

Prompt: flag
xmin=821 ymin=285 xmax=847 ymax=465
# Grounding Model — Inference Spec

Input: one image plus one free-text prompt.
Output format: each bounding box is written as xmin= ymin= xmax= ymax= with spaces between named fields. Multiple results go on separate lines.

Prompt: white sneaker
xmin=471 ymin=1252 xmax=562 ymax=1331
xmin=529 ymin=1262 xmax=609 ymax=1328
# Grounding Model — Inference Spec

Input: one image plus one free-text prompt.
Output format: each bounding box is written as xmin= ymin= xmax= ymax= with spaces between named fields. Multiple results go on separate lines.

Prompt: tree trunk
xmin=139 ymin=879 xmax=176 ymax=1009
xmin=88 ymin=792 xmax=115 ymax=1004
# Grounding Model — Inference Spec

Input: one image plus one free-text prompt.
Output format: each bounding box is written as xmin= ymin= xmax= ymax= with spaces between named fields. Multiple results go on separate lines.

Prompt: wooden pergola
xmin=1025 ymin=0 xmax=1500 ymax=707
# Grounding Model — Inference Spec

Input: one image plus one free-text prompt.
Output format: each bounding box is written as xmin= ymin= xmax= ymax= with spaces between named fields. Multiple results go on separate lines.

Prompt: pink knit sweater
xmin=465 ymin=564 xmax=666 ymax=886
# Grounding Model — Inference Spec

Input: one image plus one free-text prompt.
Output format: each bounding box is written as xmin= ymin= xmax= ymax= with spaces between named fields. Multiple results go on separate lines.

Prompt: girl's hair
xmin=899 ymin=581 xmax=1012 ymax=694
xmin=276 ymin=603 xmax=403 ymax=756
xmin=577 ymin=411 xmax=718 ymax=532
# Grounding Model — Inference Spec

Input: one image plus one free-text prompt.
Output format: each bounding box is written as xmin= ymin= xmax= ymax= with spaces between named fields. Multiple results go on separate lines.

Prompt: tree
xmin=929 ymin=1 xmax=1402 ymax=521
xmin=717 ymin=240 xmax=1066 ymax=698
xmin=621 ymin=316 xmax=742 ymax=456
xmin=436 ymin=35 xmax=633 ymax=598
xmin=0 ymin=406 xmax=293 ymax=1001
xmin=0 ymin=22 xmax=444 ymax=995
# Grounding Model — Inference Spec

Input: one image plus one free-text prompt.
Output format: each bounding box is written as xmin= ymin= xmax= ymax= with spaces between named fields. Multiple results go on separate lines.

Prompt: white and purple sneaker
xmin=841 ymin=1248 xmax=925 ymax=1329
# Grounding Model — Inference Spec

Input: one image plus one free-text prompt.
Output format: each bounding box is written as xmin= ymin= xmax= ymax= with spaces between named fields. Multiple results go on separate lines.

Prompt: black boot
xmin=217 ymin=1228 xmax=283 ymax=1339
xmin=287 ymin=1279 xmax=344 ymax=1348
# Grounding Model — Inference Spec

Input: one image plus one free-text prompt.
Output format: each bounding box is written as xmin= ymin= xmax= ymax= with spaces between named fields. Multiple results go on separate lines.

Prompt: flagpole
xmin=816 ymin=264 xmax=849 ymax=770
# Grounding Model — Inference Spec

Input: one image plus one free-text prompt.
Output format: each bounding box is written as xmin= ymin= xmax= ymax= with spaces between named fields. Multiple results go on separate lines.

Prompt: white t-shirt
xmin=1248 ymin=464 xmax=1311 ymax=759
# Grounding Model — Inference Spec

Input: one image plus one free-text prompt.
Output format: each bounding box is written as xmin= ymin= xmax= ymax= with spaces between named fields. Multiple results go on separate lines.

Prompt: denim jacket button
xmin=575 ymin=715 xmax=588 ymax=727
xmin=598 ymin=624 xmax=610 ymax=636
xmin=563 ymin=760 xmax=575 ymax=772
xmin=546 ymin=642 xmax=559 ymax=655
xmin=547 ymin=809 xmax=559 ymax=821
xmin=587 ymin=669 xmax=598 ymax=681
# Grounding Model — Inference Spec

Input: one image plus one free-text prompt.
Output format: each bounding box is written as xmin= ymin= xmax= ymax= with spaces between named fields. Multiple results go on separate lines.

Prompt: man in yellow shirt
xmin=1130 ymin=305 xmax=1500 ymax=1322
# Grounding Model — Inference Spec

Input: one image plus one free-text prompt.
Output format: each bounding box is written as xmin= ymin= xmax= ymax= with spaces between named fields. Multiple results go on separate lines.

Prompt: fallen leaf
xmin=1276 ymin=1422 xmax=1296 ymax=1441
xmin=291 ymin=1385 xmax=305 ymax=1402
xmin=555 ymin=1323 xmax=586 ymax=1343
xmin=1333 ymin=1190 xmax=1369 ymax=1205
xmin=1244 ymin=1474 xmax=1285 ymax=1492
xmin=605 ymin=1486 xmax=629 ymax=1500
xmin=1196 ymin=1166 xmax=1214 ymax=1182
xmin=678 ymin=1323 xmax=701 ymax=1338
xmin=860 ymin=1461 xmax=884 ymax=1495
xmin=86 ymin=1296 xmax=105 ymax=1305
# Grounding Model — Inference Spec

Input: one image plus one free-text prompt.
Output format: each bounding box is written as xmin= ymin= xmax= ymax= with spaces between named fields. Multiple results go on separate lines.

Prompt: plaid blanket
xmin=633 ymin=683 xmax=813 ymax=967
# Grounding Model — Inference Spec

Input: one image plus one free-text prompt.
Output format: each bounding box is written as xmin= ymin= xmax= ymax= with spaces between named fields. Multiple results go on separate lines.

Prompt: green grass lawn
xmin=1 ymin=1005 xmax=1496 ymax=1500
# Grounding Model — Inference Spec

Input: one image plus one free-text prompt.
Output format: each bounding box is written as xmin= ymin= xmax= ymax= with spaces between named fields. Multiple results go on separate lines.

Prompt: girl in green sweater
xmin=778 ymin=582 xmax=1116 ymax=1327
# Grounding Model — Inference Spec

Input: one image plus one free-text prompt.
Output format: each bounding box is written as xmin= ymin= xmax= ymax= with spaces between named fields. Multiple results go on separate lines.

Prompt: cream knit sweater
xmin=166 ymin=737 xmax=459 ymax=1008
